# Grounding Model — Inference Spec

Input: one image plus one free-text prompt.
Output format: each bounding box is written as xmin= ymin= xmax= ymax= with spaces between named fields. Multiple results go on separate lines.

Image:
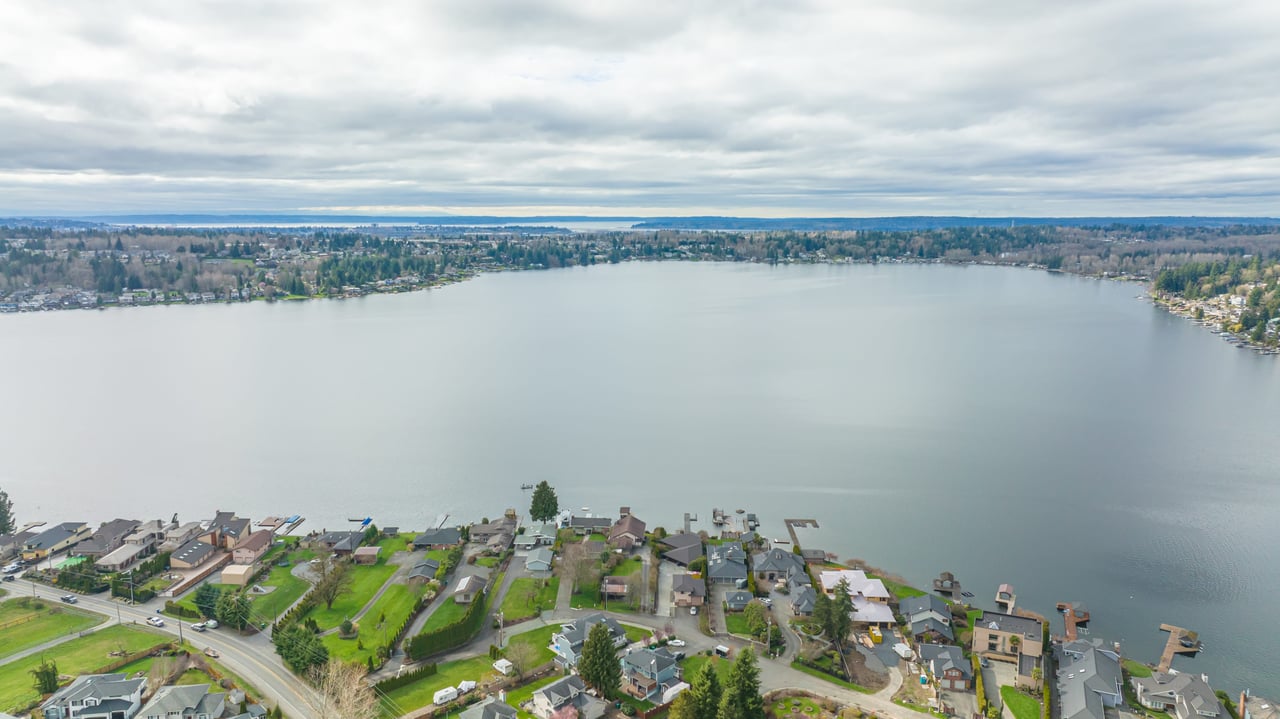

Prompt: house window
xmin=988 ymin=640 xmax=999 ymax=652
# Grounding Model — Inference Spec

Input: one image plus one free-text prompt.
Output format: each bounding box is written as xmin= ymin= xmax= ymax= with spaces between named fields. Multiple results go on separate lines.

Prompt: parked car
xmin=690 ymin=606 xmax=698 ymax=615
xmin=146 ymin=616 xmax=165 ymax=627
xmin=761 ymin=598 xmax=773 ymax=607
xmin=191 ymin=622 xmax=207 ymax=632
xmin=668 ymin=639 xmax=686 ymax=647
xmin=1 ymin=575 xmax=13 ymax=582
xmin=60 ymin=595 xmax=77 ymax=604
xmin=203 ymin=619 xmax=219 ymax=629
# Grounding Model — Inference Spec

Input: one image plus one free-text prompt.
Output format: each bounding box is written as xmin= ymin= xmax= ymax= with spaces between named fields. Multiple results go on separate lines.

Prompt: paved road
xmin=13 ymin=580 xmax=320 ymax=718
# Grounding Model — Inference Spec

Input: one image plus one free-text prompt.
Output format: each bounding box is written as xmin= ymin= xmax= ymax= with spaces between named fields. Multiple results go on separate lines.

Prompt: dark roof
xmin=172 ymin=538 xmax=217 ymax=566
xmin=658 ymin=532 xmax=702 ymax=550
xmin=622 ymin=647 xmax=677 ymax=676
xmin=211 ymin=511 xmax=251 ymax=538
xmin=413 ymin=527 xmax=463 ymax=546
xmin=536 ymin=675 xmax=587 ymax=707
xmin=919 ymin=644 xmax=970 ymax=680
xmin=752 ymin=547 xmax=806 ymax=574
xmin=237 ymin=530 xmax=273 ymax=553
xmin=724 ymin=590 xmax=753 ymax=608
xmin=663 ymin=543 xmax=704 ymax=566
xmin=978 ymin=611 xmax=1044 ymax=639
xmin=910 ymin=617 xmax=955 ymax=641
xmin=569 ymin=516 xmax=613 ymax=530
xmin=78 ymin=519 xmax=141 ymax=555
xmin=707 ymin=546 xmax=747 ymax=581
xmin=901 ymin=594 xmax=951 ymax=618
xmin=409 ymin=559 xmax=440 ymax=579
xmin=25 ymin=522 xmax=87 ymax=550
xmin=315 ymin=531 xmax=364 ymax=552
xmin=1055 ymin=640 xmax=1123 ymax=719
xmin=672 ymin=573 xmax=706 ymax=596
xmin=557 ymin=613 xmax=625 ymax=649
xmin=610 ymin=514 xmax=646 ymax=541
xmin=792 ymin=586 xmax=817 ymax=613
xmin=460 ymin=699 xmax=519 ymax=719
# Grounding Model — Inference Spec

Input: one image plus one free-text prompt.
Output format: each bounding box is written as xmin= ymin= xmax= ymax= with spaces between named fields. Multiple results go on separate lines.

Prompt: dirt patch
xmin=845 ymin=649 xmax=889 ymax=692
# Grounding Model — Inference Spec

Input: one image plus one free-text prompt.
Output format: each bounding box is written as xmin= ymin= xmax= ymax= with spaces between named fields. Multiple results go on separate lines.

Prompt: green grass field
xmin=724 ymin=611 xmax=753 ymax=637
xmin=420 ymin=597 xmax=470 ymax=633
xmin=868 ymin=574 xmax=927 ymax=599
xmin=0 ymin=624 xmax=167 ymax=713
xmin=0 ymin=598 xmax=105 ymax=660
xmin=569 ymin=582 xmax=602 ymax=609
xmin=381 ymin=654 xmax=499 ymax=717
xmin=613 ymin=557 xmax=643 ymax=576
xmin=249 ymin=562 xmax=312 ymax=621
xmin=1001 ymin=686 xmax=1043 ymax=719
xmin=682 ymin=655 xmax=731 ymax=684
xmin=501 ymin=674 xmax=562 ymax=718
xmin=500 ymin=577 xmax=559 ymax=622
xmin=323 ymin=583 xmax=426 ymax=662
xmin=504 ymin=624 xmax=559 ymax=666
xmin=306 ymin=562 xmax=397 ymax=629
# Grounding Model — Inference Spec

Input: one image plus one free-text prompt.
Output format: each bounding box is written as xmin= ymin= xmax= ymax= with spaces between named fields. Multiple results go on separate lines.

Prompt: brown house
xmin=672 ymin=573 xmax=706 ymax=607
xmin=232 ymin=530 xmax=272 ymax=565
xmin=972 ymin=611 xmax=1044 ymax=690
xmin=608 ymin=510 xmax=646 ymax=550
xmin=352 ymin=546 xmax=380 ymax=565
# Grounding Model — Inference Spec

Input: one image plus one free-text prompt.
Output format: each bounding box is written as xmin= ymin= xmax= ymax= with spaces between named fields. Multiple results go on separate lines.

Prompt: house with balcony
xmin=136 ymin=684 xmax=227 ymax=719
xmin=203 ymin=511 xmax=252 ymax=550
xmin=550 ymin=613 xmax=628 ymax=667
xmin=1056 ymin=639 xmax=1123 ymax=719
xmin=531 ymin=675 xmax=607 ymax=719
xmin=621 ymin=647 xmax=681 ymax=701
xmin=231 ymin=530 xmax=272 ymax=565
xmin=672 ymin=573 xmax=706 ymax=607
xmin=972 ymin=611 xmax=1045 ymax=690
xmin=751 ymin=547 xmax=807 ymax=584
xmin=901 ymin=594 xmax=955 ymax=643
xmin=706 ymin=542 xmax=748 ymax=586
xmin=77 ymin=519 xmax=142 ymax=559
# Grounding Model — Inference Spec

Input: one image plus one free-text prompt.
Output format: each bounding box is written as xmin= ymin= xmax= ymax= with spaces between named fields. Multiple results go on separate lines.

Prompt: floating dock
xmin=1157 ymin=624 xmax=1202 ymax=672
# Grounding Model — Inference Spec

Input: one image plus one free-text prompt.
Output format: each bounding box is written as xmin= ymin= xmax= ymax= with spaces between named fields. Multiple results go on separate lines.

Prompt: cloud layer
xmin=1 ymin=0 xmax=1278 ymax=216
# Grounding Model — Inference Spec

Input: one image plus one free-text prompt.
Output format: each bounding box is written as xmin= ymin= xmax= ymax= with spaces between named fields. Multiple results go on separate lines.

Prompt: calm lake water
xmin=3 ymin=262 xmax=1278 ymax=695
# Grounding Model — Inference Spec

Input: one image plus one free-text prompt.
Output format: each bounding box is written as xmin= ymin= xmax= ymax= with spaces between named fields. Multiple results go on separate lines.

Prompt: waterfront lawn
xmin=1123 ymin=659 xmax=1153 ymax=678
xmin=306 ymin=561 xmax=397 ymax=630
xmin=504 ymin=624 xmax=559 ymax=665
xmin=1000 ymin=687 xmax=1042 ymax=719
xmin=500 ymin=577 xmax=559 ymax=622
xmin=0 ymin=624 xmax=166 ymax=714
xmin=381 ymin=655 xmax=498 ymax=717
xmin=250 ymin=563 xmax=311 ymax=621
xmin=868 ymin=574 xmax=926 ymax=599
xmin=0 ymin=598 xmax=104 ymax=660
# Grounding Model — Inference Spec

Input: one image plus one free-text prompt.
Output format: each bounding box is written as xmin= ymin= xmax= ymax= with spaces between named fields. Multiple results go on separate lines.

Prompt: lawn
xmin=504 ymin=624 xmax=559 ymax=666
xmin=724 ymin=611 xmax=753 ymax=637
xmin=621 ymin=623 xmax=652 ymax=644
xmin=683 ymin=655 xmax=731 ymax=684
xmin=501 ymin=674 xmax=562 ymax=717
xmin=175 ymin=667 xmax=218 ymax=686
xmin=306 ymin=561 xmax=398 ymax=629
xmin=0 ymin=598 xmax=105 ymax=660
xmin=613 ymin=557 xmax=643 ymax=576
xmin=773 ymin=695 xmax=824 ymax=718
xmin=250 ymin=564 xmax=311 ymax=621
xmin=587 ymin=533 xmax=607 ymax=543
xmin=476 ymin=556 xmax=501 ymax=568
xmin=1000 ymin=686 xmax=1043 ymax=719
xmin=569 ymin=582 xmax=602 ymax=609
xmin=1123 ymin=659 xmax=1153 ymax=678
xmin=500 ymin=577 xmax=559 ymax=622
xmin=868 ymin=574 xmax=926 ymax=599
xmin=324 ymin=583 xmax=426 ymax=662
xmin=381 ymin=654 xmax=499 ymax=717
xmin=420 ymin=597 xmax=469 ymax=633
xmin=0 ymin=624 xmax=168 ymax=714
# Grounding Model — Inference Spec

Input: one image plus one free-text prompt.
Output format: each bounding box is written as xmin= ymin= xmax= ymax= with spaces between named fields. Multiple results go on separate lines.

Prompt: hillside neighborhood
xmin=0 ymin=489 xmax=1266 ymax=719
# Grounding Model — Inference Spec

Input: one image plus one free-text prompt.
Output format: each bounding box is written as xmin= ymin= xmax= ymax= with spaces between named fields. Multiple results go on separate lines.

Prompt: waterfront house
xmin=0 ymin=530 xmax=35 ymax=561
xmin=413 ymin=527 xmax=463 ymax=549
xmin=707 ymin=542 xmax=748 ymax=585
xmin=460 ymin=698 xmax=519 ymax=719
xmin=22 ymin=522 xmax=92 ymax=561
xmin=972 ymin=610 xmax=1045 ymax=690
xmin=203 ymin=511 xmax=252 ymax=550
xmin=550 ymin=613 xmax=628 ymax=667
xmin=621 ymin=646 xmax=681 ymax=701
xmin=751 ymin=547 xmax=807 ymax=584
xmin=568 ymin=515 xmax=613 ymax=536
xmin=1132 ymin=671 xmax=1226 ymax=719
xmin=1241 ymin=693 xmax=1280 ymax=719
xmin=818 ymin=569 xmax=895 ymax=625
xmin=352 ymin=546 xmax=380 ymax=565
xmin=608 ymin=510 xmax=647 ymax=550
xmin=659 ymin=533 xmax=704 ymax=567
xmin=672 ymin=573 xmax=706 ymax=607
xmin=723 ymin=590 xmax=753 ymax=612
xmin=311 ymin=530 xmax=364 ymax=555
xmin=77 ymin=519 xmax=142 ymax=559
xmin=526 ymin=547 xmax=554 ymax=574
xmin=137 ymin=684 xmax=226 ymax=719
xmin=169 ymin=538 xmax=218 ymax=570
xmin=918 ymin=644 xmax=972 ymax=691
xmin=900 ymin=594 xmax=955 ymax=643
xmin=159 ymin=522 xmax=204 ymax=552
xmin=531 ymin=675 xmax=607 ymax=719
xmin=1055 ymin=639 xmax=1122 ymax=719
xmin=514 ymin=522 xmax=557 ymax=550
xmin=40 ymin=673 xmax=145 ymax=719
xmin=408 ymin=558 xmax=440 ymax=584
xmin=232 ymin=530 xmax=273 ymax=565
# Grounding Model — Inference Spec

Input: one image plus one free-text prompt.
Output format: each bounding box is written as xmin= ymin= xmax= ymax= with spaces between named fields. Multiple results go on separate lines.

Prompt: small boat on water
xmin=521 ymin=484 xmax=534 ymax=490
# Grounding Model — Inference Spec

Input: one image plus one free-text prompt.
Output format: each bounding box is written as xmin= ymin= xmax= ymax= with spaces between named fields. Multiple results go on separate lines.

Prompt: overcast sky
xmin=1 ymin=0 xmax=1278 ymax=217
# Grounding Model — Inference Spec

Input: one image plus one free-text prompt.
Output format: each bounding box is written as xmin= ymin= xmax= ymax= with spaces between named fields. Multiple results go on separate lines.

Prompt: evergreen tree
xmin=273 ymin=622 xmax=329 ymax=673
xmin=529 ymin=481 xmax=559 ymax=523
xmin=30 ymin=658 xmax=59 ymax=694
xmin=0 ymin=487 xmax=14 ymax=534
xmin=830 ymin=578 xmax=854 ymax=648
xmin=216 ymin=592 xmax=252 ymax=631
xmin=684 ymin=661 xmax=722 ymax=719
xmin=578 ymin=622 xmax=621 ymax=698
xmin=717 ymin=648 xmax=764 ymax=719
xmin=194 ymin=583 xmax=223 ymax=619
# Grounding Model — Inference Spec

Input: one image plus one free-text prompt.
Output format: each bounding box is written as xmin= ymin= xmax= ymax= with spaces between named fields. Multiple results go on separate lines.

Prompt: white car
xmin=761 ymin=597 xmax=773 ymax=607
xmin=146 ymin=616 xmax=165 ymax=627
xmin=190 ymin=622 xmax=207 ymax=632
xmin=668 ymin=639 xmax=686 ymax=648
xmin=690 ymin=606 xmax=698 ymax=615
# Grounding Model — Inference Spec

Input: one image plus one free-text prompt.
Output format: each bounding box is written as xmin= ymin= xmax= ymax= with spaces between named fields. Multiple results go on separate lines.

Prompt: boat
xmin=521 ymin=484 xmax=534 ymax=490
xmin=961 ymin=591 xmax=975 ymax=598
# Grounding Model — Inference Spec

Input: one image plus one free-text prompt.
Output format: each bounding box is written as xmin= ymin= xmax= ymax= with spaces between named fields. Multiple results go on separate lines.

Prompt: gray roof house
xmin=137 ymin=684 xmax=227 ymax=719
xmin=459 ymin=698 xmax=519 ymax=719
xmin=526 ymin=547 xmax=554 ymax=573
xmin=919 ymin=644 xmax=972 ymax=690
xmin=621 ymin=647 xmax=681 ymax=702
xmin=40 ymin=673 xmax=145 ymax=719
xmin=672 ymin=573 xmax=707 ymax=606
xmin=900 ymin=594 xmax=955 ymax=642
xmin=514 ymin=522 xmax=557 ymax=550
xmin=550 ymin=613 xmax=628 ymax=666
xmin=724 ymin=590 xmax=753 ymax=611
xmin=568 ymin=515 xmax=614 ymax=535
xmin=751 ymin=547 xmax=807 ymax=582
xmin=413 ymin=527 xmax=463 ymax=548
xmin=532 ymin=675 xmax=607 ymax=719
xmin=22 ymin=521 xmax=91 ymax=558
xmin=707 ymin=542 xmax=748 ymax=585
xmin=313 ymin=530 xmax=364 ymax=554
xmin=1132 ymin=671 xmax=1226 ymax=719
xmin=408 ymin=558 xmax=440 ymax=582
xmin=791 ymin=585 xmax=817 ymax=615
xmin=659 ymin=533 xmax=704 ymax=566
xmin=1056 ymin=639 xmax=1123 ymax=719
xmin=77 ymin=519 xmax=142 ymax=558
xmin=0 ymin=530 xmax=35 ymax=560
xmin=169 ymin=538 xmax=218 ymax=569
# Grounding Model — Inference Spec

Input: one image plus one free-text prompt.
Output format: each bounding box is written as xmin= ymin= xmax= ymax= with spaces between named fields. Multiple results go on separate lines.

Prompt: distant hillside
xmin=629 ymin=216 xmax=1280 ymax=231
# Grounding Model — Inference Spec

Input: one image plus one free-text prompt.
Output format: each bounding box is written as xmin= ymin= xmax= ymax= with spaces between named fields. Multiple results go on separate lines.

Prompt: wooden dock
xmin=1157 ymin=624 xmax=1201 ymax=672
xmin=783 ymin=518 xmax=819 ymax=547
xmin=1056 ymin=602 xmax=1090 ymax=641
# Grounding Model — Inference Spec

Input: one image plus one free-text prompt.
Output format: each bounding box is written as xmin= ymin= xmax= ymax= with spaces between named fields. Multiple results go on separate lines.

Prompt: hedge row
xmin=377 ymin=593 xmax=433 ymax=669
xmin=373 ymin=661 xmax=438 ymax=693
xmin=973 ymin=654 xmax=987 ymax=714
xmin=405 ymin=588 xmax=487 ymax=660
xmin=165 ymin=601 xmax=202 ymax=619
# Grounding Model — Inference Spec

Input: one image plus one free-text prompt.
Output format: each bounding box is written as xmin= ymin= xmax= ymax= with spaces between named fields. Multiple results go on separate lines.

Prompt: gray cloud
xmin=0 ymin=0 xmax=1277 ymax=216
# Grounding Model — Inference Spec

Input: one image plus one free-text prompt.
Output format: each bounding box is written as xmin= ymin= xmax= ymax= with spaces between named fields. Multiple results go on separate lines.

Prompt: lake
xmin=2 ymin=261 xmax=1278 ymax=695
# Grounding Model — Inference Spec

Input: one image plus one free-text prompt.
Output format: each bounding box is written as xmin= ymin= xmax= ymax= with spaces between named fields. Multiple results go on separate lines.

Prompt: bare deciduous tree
xmin=505 ymin=641 xmax=541 ymax=679
xmin=309 ymin=659 xmax=380 ymax=719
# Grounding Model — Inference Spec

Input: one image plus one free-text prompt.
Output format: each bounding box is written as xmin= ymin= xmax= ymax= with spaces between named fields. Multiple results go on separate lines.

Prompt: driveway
xmin=941 ymin=688 xmax=978 ymax=719
xmin=983 ymin=658 xmax=1018 ymax=712
xmin=655 ymin=560 xmax=677 ymax=617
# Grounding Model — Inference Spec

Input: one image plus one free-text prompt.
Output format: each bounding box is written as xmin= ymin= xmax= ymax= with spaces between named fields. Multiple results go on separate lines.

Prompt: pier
xmin=1056 ymin=602 xmax=1090 ymax=641
xmin=1157 ymin=624 xmax=1201 ymax=672
xmin=783 ymin=518 xmax=819 ymax=547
